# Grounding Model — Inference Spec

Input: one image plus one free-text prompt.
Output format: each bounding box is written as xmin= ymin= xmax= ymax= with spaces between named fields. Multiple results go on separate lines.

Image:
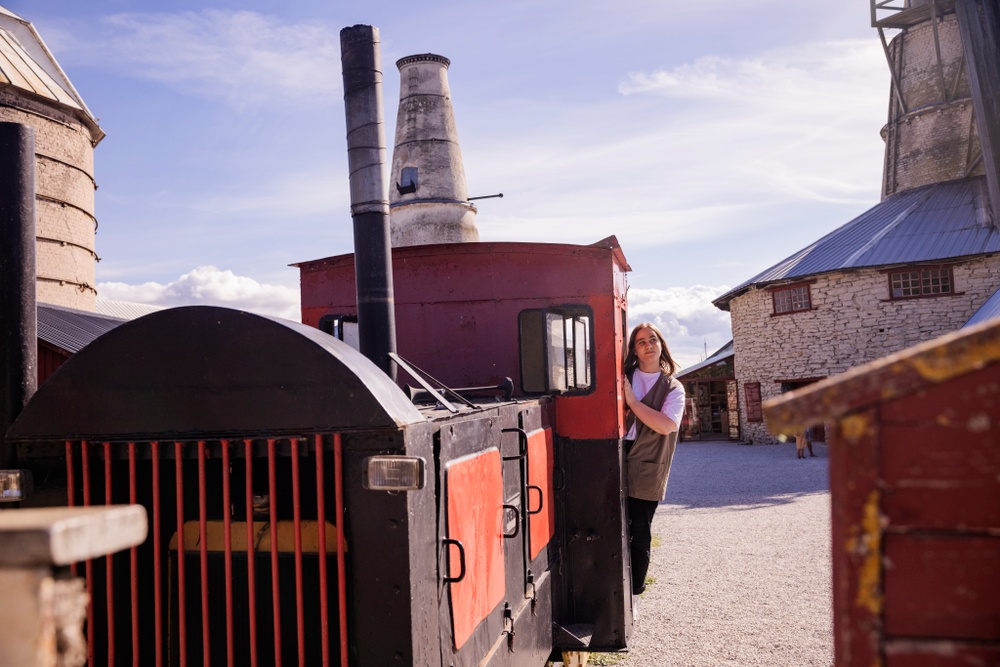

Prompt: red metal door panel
xmin=446 ymin=448 xmax=506 ymax=650
xmin=526 ymin=428 xmax=555 ymax=561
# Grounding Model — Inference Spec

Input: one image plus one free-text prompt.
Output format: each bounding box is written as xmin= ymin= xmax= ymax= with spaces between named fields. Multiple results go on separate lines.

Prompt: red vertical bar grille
xmin=291 ymin=438 xmax=306 ymax=667
xmin=59 ymin=434 xmax=346 ymax=666
xmin=175 ymin=441 xmax=188 ymax=667
xmin=81 ymin=440 xmax=94 ymax=666
xmin=103 ymin=442 xmax=115 ymax=665
xmin=197 ymin=441 xmax=211 ymax=667
xmin=129 ymin=442 xmax=140 ymax=667
xmin=222 ymin=440 xmax=235 ymax=667
xmin=103 ymin=441 xmax=116 ymax=666
xmin=315 ymin=435 xmax=330 ymax=667
xmin=334 ymin=434 xmax=349 ymax=667
xmin=152 ymin=441 xmax=164 ymax=667
xmin=245 ymin=439 xmax=259 ymax=667
xmin=267 ymin=438 xmax=283 ymax=667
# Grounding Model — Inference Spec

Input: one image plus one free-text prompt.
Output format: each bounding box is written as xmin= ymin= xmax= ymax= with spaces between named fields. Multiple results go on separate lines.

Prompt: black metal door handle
xmin=526 ymin=485 xmax=543 ymax=515
xmin=443 ymin=538 xmax=466 ymax=583
xmin=501 ymin=427 xmax=528 ymax=461
xmin=502 ymin=504 xmax=520 ymax=538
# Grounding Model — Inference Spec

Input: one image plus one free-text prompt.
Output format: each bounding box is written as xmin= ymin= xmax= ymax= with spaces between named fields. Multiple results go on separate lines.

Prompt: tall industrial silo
xmin=389 ymin=54 xmax=479 ymax=247
xmin=0 ymin=7 xmax=104 ymax=311
xmin=873 ymin=0 xmax=1000 ymax=218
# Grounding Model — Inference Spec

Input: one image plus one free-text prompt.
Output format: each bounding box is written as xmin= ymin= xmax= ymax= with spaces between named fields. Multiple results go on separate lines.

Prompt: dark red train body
xmin=8 ymin=236 xmax=636 ymax=666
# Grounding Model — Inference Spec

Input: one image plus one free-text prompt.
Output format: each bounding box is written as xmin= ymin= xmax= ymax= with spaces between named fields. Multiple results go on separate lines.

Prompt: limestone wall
xmin=730 ymin=255 xmax=1000 ymax=443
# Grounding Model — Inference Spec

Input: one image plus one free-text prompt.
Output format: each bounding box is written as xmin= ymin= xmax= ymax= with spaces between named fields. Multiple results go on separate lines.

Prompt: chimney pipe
xmin=0 ymin=122 xmax=37 ymax=467
xmin=339 ymin=25 xmax=397 ymax=380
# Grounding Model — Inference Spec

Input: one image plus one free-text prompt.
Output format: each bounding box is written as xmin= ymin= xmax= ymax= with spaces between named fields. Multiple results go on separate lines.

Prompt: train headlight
xmin=363 ymin=456 xmax=426 ymax=491
xmin=0 ymin=469 xmax=32 ymax=502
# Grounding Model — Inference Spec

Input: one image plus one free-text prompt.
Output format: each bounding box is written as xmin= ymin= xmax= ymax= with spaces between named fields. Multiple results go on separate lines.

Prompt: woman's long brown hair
xmin=624 ymin=322 xmax=679 ymax=377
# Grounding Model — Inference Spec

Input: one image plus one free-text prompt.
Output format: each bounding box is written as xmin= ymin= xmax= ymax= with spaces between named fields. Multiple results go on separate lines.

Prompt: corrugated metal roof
xmin=0 ymin=7 xmax=103 ymax=141
xmin=714 ymin=177 xmax=1000 ymax=310
xmin=964 ymin=286 xmax=1000 ymax=327
xmin=677 ymin=340 xmax=734 ymax=378
xmin=95 ymin=299 xmax=165 ymax=321
xmin=38 ymin=303 xmax=127 ymax=354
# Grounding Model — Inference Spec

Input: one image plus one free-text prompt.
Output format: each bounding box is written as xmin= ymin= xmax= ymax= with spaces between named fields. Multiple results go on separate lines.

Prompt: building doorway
xmin=681 ymin=378 xmax=739 ymax=440
xmin=779 ymin=379 xmax=827 ymax=441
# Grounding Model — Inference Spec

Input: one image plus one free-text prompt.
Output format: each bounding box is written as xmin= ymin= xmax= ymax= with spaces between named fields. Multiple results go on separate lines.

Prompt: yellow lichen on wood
xmin=845 ymin=490 xmax=883 ymax=616
xmin=908 ymin=333 xmax=1000 ymax=383
xmin=840 ymin=413 xmax=874 ymax=444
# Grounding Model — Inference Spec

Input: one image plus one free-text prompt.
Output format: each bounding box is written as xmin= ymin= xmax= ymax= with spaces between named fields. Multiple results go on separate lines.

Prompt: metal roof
xmin=0 ymin=6 xmax=104 ymax=141
xmin=95 ymin=299 xmax=164 ymax=321
xmin=38 ymin=303 xmax=127 ymax=355
xmin=677 ymin=340 xmax=734 ymax=378
xmin=714 ymin=177 xmax=1000 ymax=310
xmin=964 ymin=285 xmax=1000 ymax=327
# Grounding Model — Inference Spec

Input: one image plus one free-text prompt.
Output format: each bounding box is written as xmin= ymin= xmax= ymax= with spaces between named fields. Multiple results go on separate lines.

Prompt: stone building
xmin=0 ymin=7 xmax=104 ymax=311
xmin=712 ymin=0 xmax=1000 ymax=444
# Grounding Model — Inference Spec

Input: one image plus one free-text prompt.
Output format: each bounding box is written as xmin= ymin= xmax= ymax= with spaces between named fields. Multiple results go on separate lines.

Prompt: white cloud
xmin=98 ymin=266 xmax=300 ymax=320
xmin=618 ymin=40 xmax=881 ymax=101
xmin=627 ymin=285 xmax=733 ymax=370
xmin=466 ymin=38 xmax=888 ymax=254
xmin=60 ymin=10 xmax=341 ymax=108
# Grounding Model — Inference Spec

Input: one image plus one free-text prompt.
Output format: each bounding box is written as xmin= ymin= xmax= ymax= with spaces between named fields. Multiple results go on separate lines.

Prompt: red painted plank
xmin=880 ymin=363 xmax=1000 ymax=425
xmin=885 ymin=639 xmax=1000 ymax=666
xmin=884 ymin=534 xmax=1000 ymax=640
xmin=880 ymin=423 xmax=1000 ymax=530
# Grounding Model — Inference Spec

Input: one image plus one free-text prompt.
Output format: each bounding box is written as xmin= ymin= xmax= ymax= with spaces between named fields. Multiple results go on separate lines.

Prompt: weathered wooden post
xmin=0 ymin=505 xmax=147 ymax=667
xmin=764 ymin=320 xmax=1000 ymax=665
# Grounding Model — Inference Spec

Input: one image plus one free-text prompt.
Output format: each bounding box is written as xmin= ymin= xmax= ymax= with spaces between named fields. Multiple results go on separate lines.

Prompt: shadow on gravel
xmin=662 ymin=440 xmax=830 ymax=510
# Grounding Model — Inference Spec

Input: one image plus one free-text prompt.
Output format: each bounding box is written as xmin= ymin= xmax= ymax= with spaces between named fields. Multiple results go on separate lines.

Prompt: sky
xmin=6 ymin=0 xmax=893 ymax=370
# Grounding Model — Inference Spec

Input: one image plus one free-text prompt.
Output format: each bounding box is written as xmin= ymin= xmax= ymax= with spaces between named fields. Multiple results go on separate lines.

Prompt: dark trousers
xmin=627 ymin=496 xmax=659 ymax=595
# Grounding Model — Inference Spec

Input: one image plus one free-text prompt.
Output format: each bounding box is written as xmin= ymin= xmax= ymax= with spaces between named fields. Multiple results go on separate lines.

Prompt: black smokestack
xmin=0 ymin=122 xmax=37 ymax=467
xmin=340 ymin=25 xmax=397 ymax=380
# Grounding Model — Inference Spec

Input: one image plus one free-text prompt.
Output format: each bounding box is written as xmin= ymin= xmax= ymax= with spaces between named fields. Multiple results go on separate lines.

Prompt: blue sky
xmin=7 ymin=1 xmax=891 ymax=369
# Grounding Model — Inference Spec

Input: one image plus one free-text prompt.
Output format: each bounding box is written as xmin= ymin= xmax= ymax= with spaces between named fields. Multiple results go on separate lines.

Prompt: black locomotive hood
xmin=8 ymin=305 xmax=424 ymax=442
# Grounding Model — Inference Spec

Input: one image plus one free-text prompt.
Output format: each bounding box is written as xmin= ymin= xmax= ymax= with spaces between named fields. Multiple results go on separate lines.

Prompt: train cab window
xmin=519 ymin=306 xmax=594 ymax=395
xmin=318 ymin=314 xmax=360 ymax=351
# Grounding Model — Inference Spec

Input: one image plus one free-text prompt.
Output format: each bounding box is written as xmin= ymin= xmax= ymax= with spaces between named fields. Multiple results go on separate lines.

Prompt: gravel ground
xmin=591 ymin=440 xmax=834 ymax=667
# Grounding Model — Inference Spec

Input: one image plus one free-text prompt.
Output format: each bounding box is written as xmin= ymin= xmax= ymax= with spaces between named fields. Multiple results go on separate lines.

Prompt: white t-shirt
xmin=625 ymin=369 xmax=686 ymax=440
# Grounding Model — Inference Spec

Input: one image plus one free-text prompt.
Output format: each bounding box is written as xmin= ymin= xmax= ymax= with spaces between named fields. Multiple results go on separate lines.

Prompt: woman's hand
xmin=623 ymin=376 xmax=637 ymax=408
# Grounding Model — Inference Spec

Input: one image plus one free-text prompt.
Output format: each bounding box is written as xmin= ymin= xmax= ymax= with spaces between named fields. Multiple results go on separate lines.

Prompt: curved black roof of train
xmin=713 ymin=176 xmax=1000 ymax=311
xmin=9 ymin=305 xmax=423 ymax=442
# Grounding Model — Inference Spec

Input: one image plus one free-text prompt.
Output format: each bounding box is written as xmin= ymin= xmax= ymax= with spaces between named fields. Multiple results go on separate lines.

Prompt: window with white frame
xmin=771 ymin=283 xmax=812 ymax=315
xmin=889 ymin=266 xmax=954 ymax=299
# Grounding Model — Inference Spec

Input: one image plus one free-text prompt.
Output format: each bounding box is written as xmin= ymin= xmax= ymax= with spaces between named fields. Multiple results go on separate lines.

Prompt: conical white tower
xmin=389 ymin=54 xmax=479 ymax=247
